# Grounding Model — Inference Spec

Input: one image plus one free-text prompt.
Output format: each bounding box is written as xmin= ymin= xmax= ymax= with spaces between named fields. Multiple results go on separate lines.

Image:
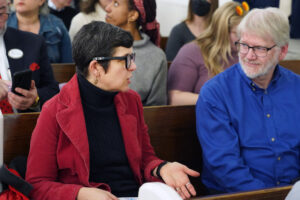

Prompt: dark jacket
xmin=4 ymin=27 xmax=59 ymax=108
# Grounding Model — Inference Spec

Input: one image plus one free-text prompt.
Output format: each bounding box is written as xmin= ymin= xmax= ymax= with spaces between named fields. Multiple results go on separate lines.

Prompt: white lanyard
xmin=0 ymin=33 xmax=11 ymax=81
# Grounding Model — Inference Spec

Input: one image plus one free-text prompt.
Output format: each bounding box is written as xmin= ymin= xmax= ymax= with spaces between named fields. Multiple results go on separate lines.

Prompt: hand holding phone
xmin=11 ymin=69 xmax=32 ymax=96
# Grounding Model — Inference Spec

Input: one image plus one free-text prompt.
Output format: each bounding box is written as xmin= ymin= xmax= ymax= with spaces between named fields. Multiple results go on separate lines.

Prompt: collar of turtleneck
xmin=77 ymin=73 xmax=118 ymax=107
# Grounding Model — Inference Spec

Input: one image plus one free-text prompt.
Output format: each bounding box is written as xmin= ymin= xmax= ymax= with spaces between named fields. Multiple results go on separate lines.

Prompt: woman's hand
xmin=159 ymin=162 xmax=200 ymax=199
xmin=77 ymin=187 xmax=118 ymax=200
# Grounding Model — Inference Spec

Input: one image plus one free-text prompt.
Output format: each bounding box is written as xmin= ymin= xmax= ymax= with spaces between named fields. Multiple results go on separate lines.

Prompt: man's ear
xmin=279 ymin=44 xmax=289 ymax=61
xmin=128 ymin=10 xmax=139 ymax=23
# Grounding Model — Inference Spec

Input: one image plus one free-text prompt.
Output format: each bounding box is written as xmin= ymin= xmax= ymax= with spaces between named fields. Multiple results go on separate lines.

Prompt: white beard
xmin=239 ymin=50 xmax=280 ymax=79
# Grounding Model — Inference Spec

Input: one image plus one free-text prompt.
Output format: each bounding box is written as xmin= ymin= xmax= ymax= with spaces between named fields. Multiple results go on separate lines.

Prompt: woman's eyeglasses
xmin=93 ymin=52 xmax=136 ymax=70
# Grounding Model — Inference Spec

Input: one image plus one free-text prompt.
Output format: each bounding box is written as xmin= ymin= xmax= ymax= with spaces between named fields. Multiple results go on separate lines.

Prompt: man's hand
xmin=8 ymin=80 xmax=38 ymax=110
xmin=0 ymin=79 xmax=11 ymax=100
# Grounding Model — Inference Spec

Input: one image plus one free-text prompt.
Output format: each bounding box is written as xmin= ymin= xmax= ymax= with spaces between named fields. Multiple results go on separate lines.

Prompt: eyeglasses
xmin=0 ymin=13 xmax=9 ymax=22
xmin=235 ymin=41 xmax=277 ymax=57
xmin=93 ymin=52 xmax=136 ymax=70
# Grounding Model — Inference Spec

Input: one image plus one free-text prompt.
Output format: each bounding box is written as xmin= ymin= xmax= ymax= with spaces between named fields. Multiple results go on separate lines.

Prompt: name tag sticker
xmin=8 ymin=49 xmax=23 ymax=59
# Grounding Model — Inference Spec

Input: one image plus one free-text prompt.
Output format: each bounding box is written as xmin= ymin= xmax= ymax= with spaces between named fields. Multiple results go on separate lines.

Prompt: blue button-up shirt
xmin=196 ymin=63 xmax=300 ymax=192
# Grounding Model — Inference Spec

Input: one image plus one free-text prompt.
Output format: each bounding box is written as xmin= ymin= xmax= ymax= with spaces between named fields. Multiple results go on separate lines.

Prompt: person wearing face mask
xmin=165 ymin=0 xmax=218 ymax=61
xmin=168 ymin=1 xmax=247 ymax=105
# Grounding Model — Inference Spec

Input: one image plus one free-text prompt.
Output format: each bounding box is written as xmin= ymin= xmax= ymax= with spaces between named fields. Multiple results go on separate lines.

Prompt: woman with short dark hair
xmin=26 ymin=21 xmax=199 ymax=200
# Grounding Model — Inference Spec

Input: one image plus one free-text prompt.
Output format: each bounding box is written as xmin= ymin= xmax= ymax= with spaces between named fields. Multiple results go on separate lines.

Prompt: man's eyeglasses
xmin=93 ymin=52 xmax=136 ymax=70
xmin=235 ymin=41 xmax=277 ymax=57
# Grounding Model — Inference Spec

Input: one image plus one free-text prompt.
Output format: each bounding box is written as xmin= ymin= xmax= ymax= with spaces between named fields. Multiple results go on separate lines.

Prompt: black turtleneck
xmin=77 ymin=74 xmax=139 ymax=197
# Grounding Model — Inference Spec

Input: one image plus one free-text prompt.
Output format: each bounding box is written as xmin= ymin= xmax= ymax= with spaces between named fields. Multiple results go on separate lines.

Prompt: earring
xmin=94 ymin=78 xmax=98 ymax=85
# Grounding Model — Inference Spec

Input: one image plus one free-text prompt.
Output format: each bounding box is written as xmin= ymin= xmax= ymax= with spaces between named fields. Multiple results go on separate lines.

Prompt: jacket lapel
xmin=114 ymin=94 xmax=142 ymax=183
xmin=4 ymin=28 xmax=25 ymax=74
xmin=56 ymin=75 xmax=91 ymax=184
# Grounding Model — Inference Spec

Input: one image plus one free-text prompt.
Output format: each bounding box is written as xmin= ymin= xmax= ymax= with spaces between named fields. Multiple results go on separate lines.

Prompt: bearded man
xmin=196 ymin=7 xmax=300 ymax=194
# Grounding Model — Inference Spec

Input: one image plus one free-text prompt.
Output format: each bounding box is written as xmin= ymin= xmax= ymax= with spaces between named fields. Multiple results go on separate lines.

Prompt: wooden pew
xmin=2 ymin=106 xmax=293 ymax=199
xmin=279 ymin=60 xmax=300 ymax=75
xmin=192 ymin=185 xmax=292 ymax=200
xmin=144 ymin=105 xmax=204 ymax=195
xmin=160 ymin=36 xmax=168 ymax=51
xmin=3 ymin=105 xmax=205 ymax=193
xmin=51 ymin=63 xmax=76 ymax=83
xmin=3 ymin=113 xmax=39 ymax=164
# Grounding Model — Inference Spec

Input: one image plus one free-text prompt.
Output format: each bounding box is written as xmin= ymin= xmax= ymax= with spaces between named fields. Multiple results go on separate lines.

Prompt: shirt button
xmin=267 ymin=114 xmax=271 ymax=118
xmin=277 ymin=181 xmax=280 ymax=185
xmin=252 ymin=87 xmax=256 ymax=91
xmin=277 ymin=157 xmax=281 ymax=161
xmin=264 ymin=90 xmax=268 ymax=94
xmin=271 ymin=138 xmax=275 ymax=142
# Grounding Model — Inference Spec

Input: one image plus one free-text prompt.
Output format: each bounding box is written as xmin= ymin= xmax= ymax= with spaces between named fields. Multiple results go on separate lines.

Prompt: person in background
xmin=48 ymin=0 xmax=78 ymax=30
xmin=234 ymin=0 xmax=300 ymax=60
xmin=7 ymin=0 xmax=72 ymax=63
xmin=0 ymin=0 xmax=59 ymax=113
xmin=69 ymin=0 xmax=111 ymax=41
xmin=168 ymin=1 xmax=247 ymax=105
xmin=26 ymin=21 xmax=200 ymax=200
xmin=105 ymin=0 xmax=167 ymax=106
xmin=165 ymin=0 xmax=218 ymax=61
xmin=197 ymin=7 xmax=300 ymax=193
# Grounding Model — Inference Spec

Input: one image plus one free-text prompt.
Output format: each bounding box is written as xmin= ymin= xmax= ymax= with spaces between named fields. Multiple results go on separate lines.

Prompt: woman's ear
xmin=88 ymin=60 xmax=105 ymax=78
xmin=128 ymin=10 xmax=139 ymax=23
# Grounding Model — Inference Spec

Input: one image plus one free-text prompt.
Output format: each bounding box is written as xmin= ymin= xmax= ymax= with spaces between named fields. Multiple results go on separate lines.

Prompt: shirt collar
xmin=39 ymin=14 xmax=55 ymax=34
xmin=237 ymin=62 xmax=282 ymax=90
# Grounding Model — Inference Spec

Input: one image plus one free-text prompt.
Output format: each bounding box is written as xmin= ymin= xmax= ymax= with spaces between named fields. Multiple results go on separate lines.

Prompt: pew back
xmin=4 ymin=113 xmax=39 ymax=164
xmin=51 ymin=63 xmax=76 ymax=83
xmin=3 ymin=106 xmax=293 ymax=199
xmin=279 ymin=60 xmax=300 ymax=75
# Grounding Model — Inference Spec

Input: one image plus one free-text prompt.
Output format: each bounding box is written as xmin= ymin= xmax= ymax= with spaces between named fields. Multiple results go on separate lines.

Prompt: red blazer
xmin=26 ymin=75 xmax=163 ymax=200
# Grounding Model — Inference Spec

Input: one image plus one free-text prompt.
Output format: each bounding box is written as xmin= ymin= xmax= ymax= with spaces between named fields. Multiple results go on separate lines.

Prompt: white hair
xmin=237 ymin=7 xmax=290 ymax=47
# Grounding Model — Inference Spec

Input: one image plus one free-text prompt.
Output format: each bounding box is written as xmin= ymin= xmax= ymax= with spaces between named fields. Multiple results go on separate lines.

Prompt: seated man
xmin=196 ymin=7 xmax=300 ymax=193
xmin=0 ymin=0 xmax=59 ymax=113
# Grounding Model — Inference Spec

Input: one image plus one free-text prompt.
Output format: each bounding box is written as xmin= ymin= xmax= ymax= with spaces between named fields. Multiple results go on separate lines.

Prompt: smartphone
xmin=11 ymin=69 xmax=32 ymax=96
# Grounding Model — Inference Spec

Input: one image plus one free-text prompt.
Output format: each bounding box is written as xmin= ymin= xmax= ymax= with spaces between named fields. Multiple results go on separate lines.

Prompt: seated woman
xmin=105 ymin=0 xmax=167 ymax=106
xmin=69 ymin=0 xmax=111 ymax=41
xmin=165 ymin=0 xmax=218 ymax=61
xmin=168 ymin=1 xmax=248 ymax=105
xmin=26 ymin=21 xmax=200 ymax=200
xmin=7 ymin=0 xmax=72 ymax=63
